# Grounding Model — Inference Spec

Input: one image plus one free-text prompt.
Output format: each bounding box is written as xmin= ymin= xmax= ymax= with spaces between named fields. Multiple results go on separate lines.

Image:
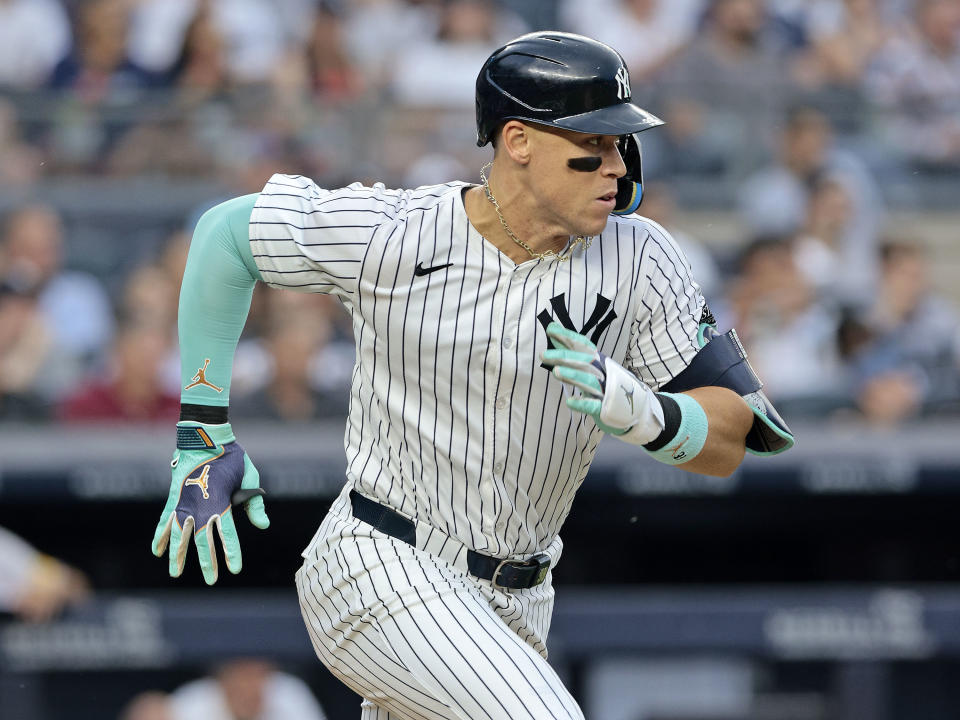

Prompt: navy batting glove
xmin=152 ymin=422 xmax=269 ymax=585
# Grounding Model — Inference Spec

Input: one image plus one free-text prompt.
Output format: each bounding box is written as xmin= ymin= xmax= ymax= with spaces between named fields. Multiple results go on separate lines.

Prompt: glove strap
xmin=176 ymin=421 xmax=235 ymax=450
xmin=600 ymin=360 xmax=664 ymax=444
xmin=180 ymin=402 xmax=228 ymax=425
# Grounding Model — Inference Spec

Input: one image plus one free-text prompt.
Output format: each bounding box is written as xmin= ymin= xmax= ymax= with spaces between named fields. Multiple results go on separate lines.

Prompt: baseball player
xmin=152 ymin=32 xmax=794 ymax=720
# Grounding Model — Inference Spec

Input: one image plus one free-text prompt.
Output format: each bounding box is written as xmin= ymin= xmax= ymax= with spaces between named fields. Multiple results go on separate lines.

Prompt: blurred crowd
xmin=0 ymin=200 xmax=353 ymax=424
xmin=0 ymin=0 xmax=958 ymax=183
xmin=1 ymin=0 xmax=959 ymax=427
xmin=118 ymin=658 xmax=328 ymax=720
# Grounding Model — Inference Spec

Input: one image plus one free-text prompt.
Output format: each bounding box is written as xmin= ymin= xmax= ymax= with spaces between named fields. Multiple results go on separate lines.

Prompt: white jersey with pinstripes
xmin=250 ymin=173 xmax=705 ymax=561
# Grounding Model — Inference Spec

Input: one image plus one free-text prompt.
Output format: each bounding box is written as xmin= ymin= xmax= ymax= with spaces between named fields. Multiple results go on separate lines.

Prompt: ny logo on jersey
xmin=615 ymin=66 xmax=630 ymax=100
xmin=537 ymin=293 xmax=618 ymax=369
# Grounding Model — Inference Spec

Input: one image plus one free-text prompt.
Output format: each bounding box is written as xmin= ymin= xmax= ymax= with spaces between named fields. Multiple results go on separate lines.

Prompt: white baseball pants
xmin=294 ymin=487 xmax=583 ymax=720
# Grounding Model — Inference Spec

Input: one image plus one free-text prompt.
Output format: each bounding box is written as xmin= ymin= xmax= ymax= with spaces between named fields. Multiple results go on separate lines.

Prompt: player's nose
xmin=603 ymin=142 xmax=627 ymax=179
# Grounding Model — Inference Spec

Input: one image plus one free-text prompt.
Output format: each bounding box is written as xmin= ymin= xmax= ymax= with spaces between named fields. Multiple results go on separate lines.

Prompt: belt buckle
xmin=492 ymin=552 xmax=551 ymax=589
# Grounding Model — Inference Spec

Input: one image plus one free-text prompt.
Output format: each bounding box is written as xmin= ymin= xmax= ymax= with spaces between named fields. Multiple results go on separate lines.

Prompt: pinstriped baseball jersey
xmin=249 ymin=173 xmax=704 ymax=560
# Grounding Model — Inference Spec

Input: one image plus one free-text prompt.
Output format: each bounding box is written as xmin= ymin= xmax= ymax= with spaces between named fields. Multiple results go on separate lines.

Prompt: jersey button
xmin=494 ymin=462 xmax=504 ymax=474
xmin=503 ymin=337 xmax=513 ymax=348
xmin=495 ymin=397 xmax=507 ymax=410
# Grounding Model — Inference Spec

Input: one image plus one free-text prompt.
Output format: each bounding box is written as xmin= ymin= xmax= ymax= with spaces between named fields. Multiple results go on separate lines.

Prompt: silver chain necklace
xmin=479 ymin=163 xmax=592 ymax=262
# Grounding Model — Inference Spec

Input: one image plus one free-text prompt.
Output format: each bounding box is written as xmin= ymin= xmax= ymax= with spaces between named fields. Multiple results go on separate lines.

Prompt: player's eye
xmin=585 ymin=137 xmax=602 ymax=147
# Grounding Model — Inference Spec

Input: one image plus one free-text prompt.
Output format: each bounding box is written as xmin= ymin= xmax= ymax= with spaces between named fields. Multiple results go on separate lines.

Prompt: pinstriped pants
xmin=294 ymin=487 xmax=583 ymax=720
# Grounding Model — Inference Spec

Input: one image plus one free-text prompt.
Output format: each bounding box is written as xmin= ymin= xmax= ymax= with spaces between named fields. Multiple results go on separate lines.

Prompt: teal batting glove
xmin=541 ymin=322 xmax=666 ymax=445
xmin=152 ymin=422 xmax=269 ymax=585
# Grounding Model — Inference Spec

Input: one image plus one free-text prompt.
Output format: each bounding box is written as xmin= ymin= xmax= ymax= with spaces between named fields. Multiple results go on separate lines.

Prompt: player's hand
xmin=541 ymin=322 xmax=664 ymax=443
xmin=152 ymin=421 xmax=269 ymax=585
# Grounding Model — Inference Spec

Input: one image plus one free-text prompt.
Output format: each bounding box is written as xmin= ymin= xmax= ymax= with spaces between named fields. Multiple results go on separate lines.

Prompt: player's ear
xmin=501 ymin=120 xmax=531 ymax=166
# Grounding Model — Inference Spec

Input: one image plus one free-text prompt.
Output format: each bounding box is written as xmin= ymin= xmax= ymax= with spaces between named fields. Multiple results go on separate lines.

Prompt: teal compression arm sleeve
xmin=179 ymin=194 xmax=261 ymax=406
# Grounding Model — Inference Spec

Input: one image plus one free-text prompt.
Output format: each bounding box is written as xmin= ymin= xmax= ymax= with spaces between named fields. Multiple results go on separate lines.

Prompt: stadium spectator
xmin=58 ymin=321 xmax=180 ymax=423
xmin=208 ymin=0 xmax=287 ymax=86
xmin=865 ymin=0 xmax=960 ymax=169
xmin=120 ymin=263 xmax=179 ymax=332
xmin=0 ymin=204 xmax=115 ymax=398
xmin=0 ymin=526 xmax=90 ymax=623
xmin=846 ymin=241 xmax=960 ymax=422
xmin=791 ymin=173 xmax=856 ymax=298
xmin=50 ymin=0 xmax=158 ymax=100
xmin=738 ymin=106 xmax=883 ymax=304
xmin=633 ymin=95 xmax=732 ymax=179
xmin=559 ymin=0 xmax=705 ymax=82
xmin=106 ymin=6 xmax=232 ymax=176
xmin=169 ymin=657 xmax=327 ymax=720
xmin=0 ymin=272 xmax=55 ymax=420
xmin=127 ymin=0 xmax=317 ymax=82
xmin=171 ymin=2 xmax=231 ymax=100
xmin=654 ymin=0 xmax=794 ymax=172
xmin=0 ymin=99 xmax=44 ymax=187
xmin=125 ymin=0 xmax=199 ymax=79
xmin=0 ymin=204 xmax=114 ymax=357
xmin=129 ymin=0 xmax=290 ymax=89
xmin=722 ymin=237 xmax=845 ymax=410
xmin=791 ymin=0 xmax=891 ymax=88
xmin=387 ymin=0 xmax=526 ymax=107
xmin=342 ymin=0 xmax=445 ymax=90
xmin=232 ymin=292 xmax=349 ymax=421
xmin=260 ymin=1 xmax=363 ymax=102
xmin=302 ymin=3 xmax=363 ymax=100
xmin=118 ymin=692 xmax=174 ymax=720
xmin=0 ymin=0 xmax=72 ymax=89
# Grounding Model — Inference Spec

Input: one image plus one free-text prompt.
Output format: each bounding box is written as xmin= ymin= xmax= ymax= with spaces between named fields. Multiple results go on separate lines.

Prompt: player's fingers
xmin=553 ymin=366 xmax=604 ymax=397
xmin=218 ymin=510 xmax=243 ymax=575
xmin=169 ymin=516 xmax=192 ymax=578
xmin=152 ymin=511 xmax=173 ymax=557
xmin=156 ymin=450 xmax=185 ymax=557
xmin=245 ymin=495 xmax=270 ymax=530
xmin=195 ymin=520 xmax=219 ymax=585
xmin=567 ymin=395 xmax=602 ymax=416
xmin=240 ymin=454 xmax=261 ymax=491
xmin=241 ymin=455 xmax=270 ymax=530
xmin=546 ymin=322 xmax=596 ymax=352
xmin=540 ymin=349 xmax=600 ymax=374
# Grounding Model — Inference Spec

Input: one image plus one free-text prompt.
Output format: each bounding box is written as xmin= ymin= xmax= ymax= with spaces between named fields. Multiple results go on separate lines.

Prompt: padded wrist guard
xmin=662 ymin=320 xmax=794 ymax=456
xmin=641 ymin=392 xmax=709 ymax=465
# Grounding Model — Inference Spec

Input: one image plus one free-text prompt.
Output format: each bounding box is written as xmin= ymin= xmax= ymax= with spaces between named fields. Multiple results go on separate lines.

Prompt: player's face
xmin=524 ymin=124 xmax=627 ymax=237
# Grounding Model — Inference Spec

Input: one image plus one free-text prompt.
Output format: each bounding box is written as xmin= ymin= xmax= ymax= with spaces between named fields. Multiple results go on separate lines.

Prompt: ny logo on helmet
xmin=615 ymin=66 xmax=630 ymax=100
xmin=537 ymin=293 xmax=618 ymax=369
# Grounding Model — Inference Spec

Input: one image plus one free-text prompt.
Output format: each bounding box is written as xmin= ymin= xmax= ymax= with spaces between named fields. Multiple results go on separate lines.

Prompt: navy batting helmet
xmin=475 ymin=31 xmax=663 ymax=147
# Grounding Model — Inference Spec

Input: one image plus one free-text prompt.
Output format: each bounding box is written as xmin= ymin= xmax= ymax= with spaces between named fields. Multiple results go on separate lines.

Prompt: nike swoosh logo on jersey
xmin=414 ymin=261 xmax=453 ymax=276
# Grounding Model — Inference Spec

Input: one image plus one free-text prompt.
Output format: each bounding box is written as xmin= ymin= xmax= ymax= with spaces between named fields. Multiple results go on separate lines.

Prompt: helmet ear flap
xmin=617 ymin=133 xmax=643 ymax=183
xmin=613 ymin=133 xmax=645 ymax=215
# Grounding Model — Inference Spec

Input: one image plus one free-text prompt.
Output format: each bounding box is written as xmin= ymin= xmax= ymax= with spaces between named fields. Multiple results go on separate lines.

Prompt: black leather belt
xmin=349 ymin=489 xmax=550 ymax=590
